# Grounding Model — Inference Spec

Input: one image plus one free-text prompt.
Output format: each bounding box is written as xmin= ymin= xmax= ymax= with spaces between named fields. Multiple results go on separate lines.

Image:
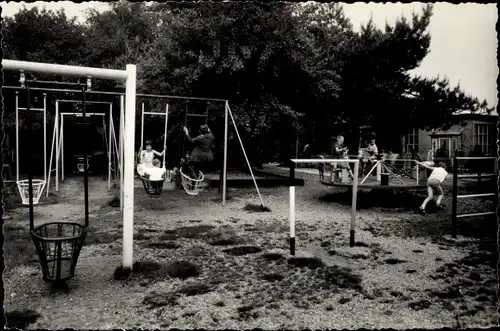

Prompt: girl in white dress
xmin=137 ymin=140 xmax=166 ymax=176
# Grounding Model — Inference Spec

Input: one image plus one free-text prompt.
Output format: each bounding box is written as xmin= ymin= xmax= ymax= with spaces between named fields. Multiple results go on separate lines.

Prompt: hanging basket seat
xmin=180 ymin=168 xmax=205 ymax=196
xmin=137 ymin=164 xmax=166 ymax=197
xmin=30 ymin=222 xmax=87 ymax=282
xmin=17 ymin=179 xmax=46 ymax=205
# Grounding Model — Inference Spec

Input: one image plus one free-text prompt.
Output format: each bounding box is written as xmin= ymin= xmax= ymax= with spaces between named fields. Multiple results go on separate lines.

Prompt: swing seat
xmin=137 ymin=165 xmax=166 ymax=197
xmin=180 ymin=168 xmax=205 ymax=196
xmin=17 ymin=179 xmax=46 ymax=205
xmin=31 ymin=222 xmax=87 ymax=282
xmin=140 ymin=177 xmax=165 ymax=197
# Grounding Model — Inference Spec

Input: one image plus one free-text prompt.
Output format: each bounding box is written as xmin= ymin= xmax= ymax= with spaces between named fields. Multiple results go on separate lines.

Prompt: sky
xmin=1 ymin=1 xmax=498 ymax=110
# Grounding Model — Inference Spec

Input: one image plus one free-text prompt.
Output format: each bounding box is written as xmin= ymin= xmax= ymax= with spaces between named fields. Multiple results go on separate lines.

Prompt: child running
xmin=416 ymin=161 xmax=448 ymax=214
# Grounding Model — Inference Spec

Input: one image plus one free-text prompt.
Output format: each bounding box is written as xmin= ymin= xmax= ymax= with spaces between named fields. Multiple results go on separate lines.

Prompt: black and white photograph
xmin=1 ymin=1 xmax=498 ymax=329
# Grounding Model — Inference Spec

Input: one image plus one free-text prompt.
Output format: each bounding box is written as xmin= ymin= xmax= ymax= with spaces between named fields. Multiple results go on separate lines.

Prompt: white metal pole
xmin=61 ymin=115 xmax=65 ymax=180
xmin=43 ymin=93 xmax=47 ymax=186
xmin=141 ymin=102 xmax=145 ymax=149
xmin=15 ymin=92 xmax=19 ymax=182
xmin=350 ymin=160 xmax=359 ymax=247
xmin=227 ymin=104 xmax=265 ymax=207
xmin=46 ymin=109 xmax=57 ymax=197
xmin=222 ymin=101 xmax=229 ymax=206
xmin=416 ymin=163 xmax=420 ymax=186
xmin=108 ymin=105 xmax=112 ymax=191
xmin=376 ymin=161 xmax=381 ymax=181
xmin=120 ymin=95 xmax=125 ymax=211
xmin=163 ymin=103 xmax=168 ymax=166
xmin=123 ymin=64 xmax=137 ymax=270
xmin=3 ymin=59 xmax=128 ymax=80
xmin=55 ymin=102 xmax=59 ymax=191
xmin=289 ymin=186 xmax=296 ymax=254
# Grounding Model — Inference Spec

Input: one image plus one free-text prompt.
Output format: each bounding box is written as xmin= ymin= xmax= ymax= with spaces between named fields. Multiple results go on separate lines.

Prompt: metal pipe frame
xmin=4 ymin=85 xmax=227 ymax=102
xmin=3 ymin=59 xmax=137 ymax=270
xmin=15 ymin=92 xmax=48 ymax=193
xmin=56 ymin=109 xmax=116 ymax=190
xmin=290 ymin=159 xmax=360 ymax=252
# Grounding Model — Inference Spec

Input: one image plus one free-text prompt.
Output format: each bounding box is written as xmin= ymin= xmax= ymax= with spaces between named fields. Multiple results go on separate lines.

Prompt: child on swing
xmin=138 ymin=140 xmax=166 ymax=167
xmin=416 ymin=160 xmax=448 ymax=214
xmin=144 ymin=159 xmax=166 ymax=181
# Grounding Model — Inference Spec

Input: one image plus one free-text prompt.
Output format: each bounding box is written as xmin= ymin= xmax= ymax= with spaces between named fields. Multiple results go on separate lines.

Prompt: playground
xmin=1 ymin=5 xmax=497 ymax=327
xmin=3 ymin=169 xmax=497 ymax=329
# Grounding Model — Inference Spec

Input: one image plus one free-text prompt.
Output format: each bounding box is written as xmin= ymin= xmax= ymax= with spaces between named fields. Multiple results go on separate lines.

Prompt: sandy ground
xmin=3 ymin=172 xmax=497 ymax=329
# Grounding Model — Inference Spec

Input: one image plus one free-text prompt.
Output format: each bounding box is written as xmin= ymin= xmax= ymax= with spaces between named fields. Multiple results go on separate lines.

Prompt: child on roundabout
xmin=331 ymin=135 xmax=355 ymax=182
xmin=416 ymin=160 xmax=448 ymax=214
xmin=182 ymin=124 xmax=215 ymax=179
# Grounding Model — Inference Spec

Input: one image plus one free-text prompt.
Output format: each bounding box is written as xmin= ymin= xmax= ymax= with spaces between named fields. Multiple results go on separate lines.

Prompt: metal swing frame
xmin=46 ymin=100 xmax=118 ymax=197
xmin=138 ymin=102 xmax=169 ymax=197
xmin=15 ymin=92 xmax=48 ymax=204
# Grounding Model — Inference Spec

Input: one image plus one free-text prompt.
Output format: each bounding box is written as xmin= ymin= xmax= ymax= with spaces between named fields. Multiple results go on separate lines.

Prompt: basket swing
xmin=24 ymin=81 xmax=90 ymax=283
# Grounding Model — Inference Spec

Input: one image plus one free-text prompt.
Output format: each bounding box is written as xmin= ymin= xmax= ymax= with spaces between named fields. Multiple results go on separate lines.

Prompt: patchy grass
xmin=3 ymin=177 xmax=497 ymax=329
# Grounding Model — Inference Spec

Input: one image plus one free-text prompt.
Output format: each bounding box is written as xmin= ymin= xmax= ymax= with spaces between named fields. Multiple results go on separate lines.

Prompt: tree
xmin=333 ymin=4 xmax=492 ymax=153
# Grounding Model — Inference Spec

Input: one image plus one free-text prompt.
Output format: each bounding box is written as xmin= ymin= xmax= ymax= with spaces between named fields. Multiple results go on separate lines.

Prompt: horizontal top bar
xmin=456 ymin=211 xmax=496 ymax=218
xmin=455 ymin=156 xmax=497 ymax=160
xmin=61 ymin=112 xmax=106 ymax=117
xmin=3 ymin=59 xmax=129 ymax=80
xmin=56 ymin=100 xmax=113 ymax=105
xmin=27 ymin=79 xmax=84 ymax=86
xmin=291 ymin=159 xmax=360 ymax=164
xmin=17 ymin=108 xmax=45 ymax=112
xmin=187 ymin=114 xmax=208 ymax=117
xmin=457 ymin=174 xmax=496 ymax=178
xmin=143 ymin=112 xmax=167 ymax=116
xmin=4 ymin=85 xmax=227 ymax=103
xmin=457 ymin=193 xmax=496 ymax=199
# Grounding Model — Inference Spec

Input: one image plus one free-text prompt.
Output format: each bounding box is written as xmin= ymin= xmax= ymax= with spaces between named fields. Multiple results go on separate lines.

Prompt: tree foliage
xmin=2 ymin=2 xmax=493 ymax=164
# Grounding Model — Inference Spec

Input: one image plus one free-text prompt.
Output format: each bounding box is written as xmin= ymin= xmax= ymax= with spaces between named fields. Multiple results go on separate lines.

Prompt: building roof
xmin=429 ymin=127 xmax=464 ymax=136
xmin=452 ymin=109 xmax=498 ymax=116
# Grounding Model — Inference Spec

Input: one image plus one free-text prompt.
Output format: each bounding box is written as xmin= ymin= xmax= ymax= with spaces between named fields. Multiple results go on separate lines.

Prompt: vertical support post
xmin=82 ymin=87 xmax=90 ymax=228
xmin=15 ymin=92 xmax=19 ymax=182
xmin=416 ymin=163 xmax=420 ymax=186
xmin=350 ymin=160 xmax=359 ymax=247
xmin=140 ymin=102 xmax=145 ymax=148
xmin=108 ymin=104 xmax=113 ymax=191
xmin=123 ymin=64 xmax=137 ymax=269
xmin=43 ymin=93 xmax=47 ymax=186
xmin=120 ymin=95 xmax=125 ymax=211
xmin=289 ymin=161 xmax=296 ymax=255
xmin=26 ymin=85 xmax=35 ymax=232
xmin=376 ymin=161 xmax=381 ymax=181
xmin=163 ymin=103 xmax=168 ymax=166
xmin=46 ymin=107 xmax=58 ymax=198
xmin=451 ymin=151 xmax=458 ymax=238
xmin=55 ymin=102 xmax=59 ymax=191
xmin=222 ymin=101 xmax=229 ymax=206
xmin=61 ymin=115 xmax=65 ymax=180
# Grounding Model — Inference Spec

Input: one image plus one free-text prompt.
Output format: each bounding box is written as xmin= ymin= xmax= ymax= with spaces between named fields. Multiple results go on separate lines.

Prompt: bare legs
xmin=420 ymin=185 xmax=444 ymax=213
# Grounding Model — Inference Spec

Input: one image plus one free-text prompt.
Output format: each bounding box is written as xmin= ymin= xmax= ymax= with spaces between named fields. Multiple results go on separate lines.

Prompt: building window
xmin=474 ymin=123 xmax=491 ymax=154
xmin=406 ymin=128 xmax=419 ymax=154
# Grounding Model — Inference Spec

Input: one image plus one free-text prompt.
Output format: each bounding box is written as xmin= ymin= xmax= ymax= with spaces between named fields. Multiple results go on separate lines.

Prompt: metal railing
xmin=451 ymin=154 xmax=497 ymax=238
